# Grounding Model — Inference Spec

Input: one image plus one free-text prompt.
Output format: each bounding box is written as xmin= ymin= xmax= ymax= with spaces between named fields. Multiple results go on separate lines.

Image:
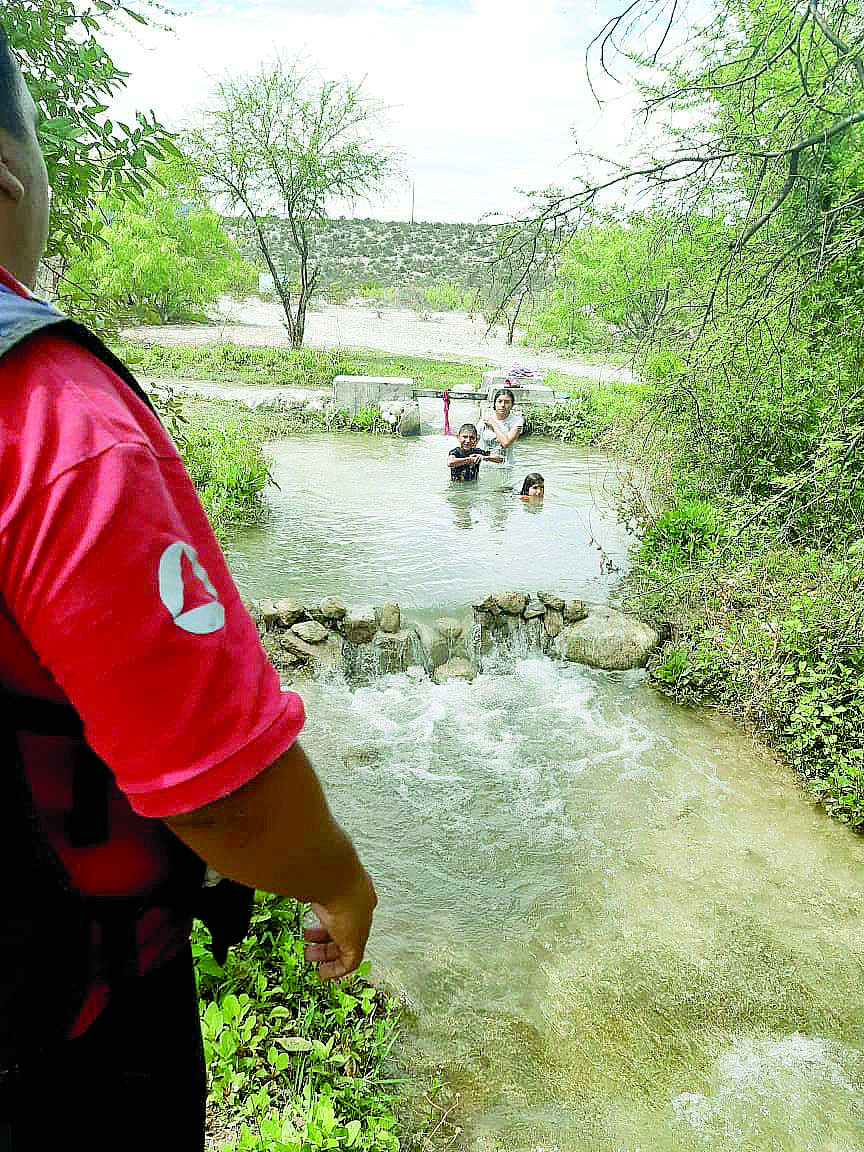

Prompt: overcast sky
xmin=105 ymin=0 xmax=651 ymax=224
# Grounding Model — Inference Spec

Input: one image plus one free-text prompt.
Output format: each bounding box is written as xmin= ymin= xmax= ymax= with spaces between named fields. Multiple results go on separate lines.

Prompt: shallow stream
xmin=226 ymin=433 xmax=864 ymax=1151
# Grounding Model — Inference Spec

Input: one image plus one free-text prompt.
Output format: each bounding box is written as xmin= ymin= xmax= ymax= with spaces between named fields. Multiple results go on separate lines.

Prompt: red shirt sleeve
xmin=0 ymin=335 xmax=304 ymax=817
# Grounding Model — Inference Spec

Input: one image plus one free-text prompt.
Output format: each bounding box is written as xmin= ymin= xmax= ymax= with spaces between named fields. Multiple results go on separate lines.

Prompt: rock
xmin=318 ymin=596 xmax=347 ymax=621
xmin=556 ymin=607 xmax=659 ymax=670
xmin=406 ymin=665 xmax=428 ymax=682
xmin=523 ymin=598 xmax=546 ymax=620
xmin=397 ymin=404 xmax=421 ymax=437
xmin=373 ymin=628 xmax=414 ymax=673
xmin=472 ymin=594 xmax=497 ymax=613
xmin=344 ymin=605 xmax=377 ymax=644
xmin=379 ymin=600 xmax=402 ymax=634
xmin=279 ymin=631 xmax=318 ymax=662
xmin=494 ymin=591 xmax=529 ymax=616
xmin=257 ymin=599 xmax=282 ymax=628
xmin=564 ymin=599 xmax=589 ymax=623
xmin=543 ymin=608 xmax=564 ymax=639
xmin=380 ymin=401 xmax=406 ymax=426
xmin=292 ymin=620 xmax=329 ymax=644
xmin=433 ymin=657 xmax=476 ymax=684
xmin=274 ymin=597 xmax=306 ymax=626
xmin=538 ymin=591 xmax=565 ymax=612
xmin=434 ymin=616 xmax=463 ymax=641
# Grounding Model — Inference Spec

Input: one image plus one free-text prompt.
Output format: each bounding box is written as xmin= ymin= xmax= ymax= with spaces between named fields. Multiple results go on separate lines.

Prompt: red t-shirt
xmin=0 ymin=267 xmax=305 ymax=1031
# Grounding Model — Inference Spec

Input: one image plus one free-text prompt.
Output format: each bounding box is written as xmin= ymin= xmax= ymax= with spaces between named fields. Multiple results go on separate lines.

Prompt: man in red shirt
xmin=0 ymin=23 xmax=376 ymax=1150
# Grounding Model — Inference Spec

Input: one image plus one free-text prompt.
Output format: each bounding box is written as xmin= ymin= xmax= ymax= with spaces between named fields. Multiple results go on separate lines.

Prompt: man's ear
xmin=0 ymin=146 xmax=24 ymax=204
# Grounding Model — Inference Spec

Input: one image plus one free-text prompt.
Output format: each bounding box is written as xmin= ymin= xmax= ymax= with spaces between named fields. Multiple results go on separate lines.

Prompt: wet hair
xmin=493 ymin=388 xmax=515 ymax=407
xmin=458 ymin=422 xmax=478 ymax=437
xmin=0 ymin=24 xmax=24 ymax=140
xmin=520 ymin=473 xmax=545 ymax=495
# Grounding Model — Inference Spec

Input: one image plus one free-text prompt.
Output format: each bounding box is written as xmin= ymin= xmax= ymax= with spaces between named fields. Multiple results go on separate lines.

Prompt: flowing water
xmin=225 ymin=433 xmax=864 ymax=1151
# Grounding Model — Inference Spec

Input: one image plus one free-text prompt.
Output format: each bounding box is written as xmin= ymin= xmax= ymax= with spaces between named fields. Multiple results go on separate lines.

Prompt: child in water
xmin=519 ymin=473 xmax=545 ymax=500
xmin=448 ymin=423 xmax=503 ymax=481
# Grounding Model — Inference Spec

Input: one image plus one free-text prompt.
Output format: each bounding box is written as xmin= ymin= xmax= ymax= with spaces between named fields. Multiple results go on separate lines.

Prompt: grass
xmin=114 ymin=339 xmax=634 ymax=398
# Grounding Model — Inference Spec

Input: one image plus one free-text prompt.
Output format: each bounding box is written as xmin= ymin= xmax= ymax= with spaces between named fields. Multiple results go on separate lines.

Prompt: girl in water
xmin=478 ymin=387 xmax=523 ymax=466
xmin=519 ymin=473 xmax=545 ymax=500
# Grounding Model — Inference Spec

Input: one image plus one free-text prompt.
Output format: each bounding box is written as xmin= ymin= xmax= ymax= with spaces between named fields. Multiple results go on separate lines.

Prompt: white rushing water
xmin=294 ymin=656 xmax=864 ymax=1151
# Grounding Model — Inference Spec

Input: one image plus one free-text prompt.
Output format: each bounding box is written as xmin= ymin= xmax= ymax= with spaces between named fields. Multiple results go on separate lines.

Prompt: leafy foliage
xmin=7 ymin=0 xmax=176 ymax=272
xmin=61 ymin=160 xmax=256 ymax=324
xmin=193 ymin=897 xmax=404 ymax=1151
xmin=185 ymin=61 xmax=399 ymax=348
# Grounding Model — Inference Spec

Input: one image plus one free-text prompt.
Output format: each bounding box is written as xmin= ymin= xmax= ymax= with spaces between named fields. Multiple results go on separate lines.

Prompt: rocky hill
xmin=227 ymin=216 xmax=499 ymax=297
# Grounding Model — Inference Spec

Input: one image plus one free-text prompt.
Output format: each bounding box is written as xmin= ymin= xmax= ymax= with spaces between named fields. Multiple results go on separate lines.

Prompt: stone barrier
xmin=248 ymin=591 xmax=659 ymax=684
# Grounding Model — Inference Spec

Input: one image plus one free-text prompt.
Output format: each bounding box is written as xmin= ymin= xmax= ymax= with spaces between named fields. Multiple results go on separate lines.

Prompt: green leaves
xmin=7 ymin=0 xmax=175 ymax=275
xmin=193 ymin=896 xmax=404 ymax=1152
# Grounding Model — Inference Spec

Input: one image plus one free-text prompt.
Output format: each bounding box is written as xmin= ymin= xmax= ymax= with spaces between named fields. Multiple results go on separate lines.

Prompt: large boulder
xmin=344 ymin=606 xmax=377 ymax=645
xmin=292 ymin=620 xmax=329 ymax=645
xmin=543 ymin=608 xmax=564 ymax=639
xmin=274 ymin=597 xmax=306 ymax=626
xmin=523 ymin=598 xmax=546 ymax=620
xmin=538 ymin=591 xmax=565 ymax=612
xmin=397 ymin=404 xmax=421 ymax=437
xmin=564 ymin=599 xmax=589 ymax=623
xmin=557 ymin=607 xmax=659 ymax=670
xmin=379 ymin=600 xmax=402 ymax=634
xmin=493 ymin=591 xmax=528 ymax=616
xmin=318 ymin=596 xmax=347 ymax=621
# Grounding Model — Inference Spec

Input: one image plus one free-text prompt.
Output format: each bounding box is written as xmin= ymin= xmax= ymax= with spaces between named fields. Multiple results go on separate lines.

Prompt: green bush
xmin=177 ymin=421 xmax=271 ymax=536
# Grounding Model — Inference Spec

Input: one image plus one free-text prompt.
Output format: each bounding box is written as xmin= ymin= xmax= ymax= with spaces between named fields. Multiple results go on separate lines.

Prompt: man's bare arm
xmin=166 ymin=741 xmax=376 ymax=978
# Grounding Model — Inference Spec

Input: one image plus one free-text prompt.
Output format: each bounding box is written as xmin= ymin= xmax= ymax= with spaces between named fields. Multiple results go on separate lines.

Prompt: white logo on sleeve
xmin=158 ymin=541 xmax=226 ymax=635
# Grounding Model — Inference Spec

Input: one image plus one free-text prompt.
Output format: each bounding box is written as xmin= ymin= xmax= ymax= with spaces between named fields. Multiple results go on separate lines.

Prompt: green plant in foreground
xmin=195 ymin=897 xmax=403 ymax=1151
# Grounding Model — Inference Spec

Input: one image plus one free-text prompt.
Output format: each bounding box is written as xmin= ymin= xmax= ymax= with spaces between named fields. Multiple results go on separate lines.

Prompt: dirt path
xmin=123 ymin=298 xmax=633 ymax=384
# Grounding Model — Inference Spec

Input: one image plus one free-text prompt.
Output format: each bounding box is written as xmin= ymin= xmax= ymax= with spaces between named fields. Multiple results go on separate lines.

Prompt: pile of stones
xmin=248 ymin=591 xmax=659 ymax=683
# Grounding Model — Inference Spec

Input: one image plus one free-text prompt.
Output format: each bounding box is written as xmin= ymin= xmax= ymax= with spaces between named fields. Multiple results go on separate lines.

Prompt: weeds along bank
xmin=614 ymin=395 xmax=864 ymax=831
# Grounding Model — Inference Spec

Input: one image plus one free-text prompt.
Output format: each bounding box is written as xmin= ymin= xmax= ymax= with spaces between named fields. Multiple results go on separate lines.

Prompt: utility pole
xmin=410 ymin=181 xmax=415 ymax=225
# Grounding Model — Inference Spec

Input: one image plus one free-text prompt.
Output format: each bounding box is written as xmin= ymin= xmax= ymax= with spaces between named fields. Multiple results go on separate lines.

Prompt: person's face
xmin=0 ymin=69 xmax=50 ymax=287
xmin=526 ymin=482 xmax=544 ymax=499
xmin=495 ymin=393 xmax=513 ymax=418
xmin=459 ymin=428 xmax=478 ymax=452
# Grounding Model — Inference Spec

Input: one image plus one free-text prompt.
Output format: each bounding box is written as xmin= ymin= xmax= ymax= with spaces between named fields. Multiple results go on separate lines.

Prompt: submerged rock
xmin=373 ymin=628 xmax=414 ymax=673
xmin=557 ymin=607 xmax=658 ymax=670
xmin=433 ymin=657 xmax=476 ymax=684
xmin=434 ymin=616 xmax=464 ymax=641
xmin=543 ymin=608 xmax=564 ymax=639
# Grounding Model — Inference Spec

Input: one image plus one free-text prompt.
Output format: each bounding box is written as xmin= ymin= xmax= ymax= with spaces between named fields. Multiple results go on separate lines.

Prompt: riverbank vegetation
xmin=492 ymin=0 xmax=864 ymax=826
xmin=194 ymin=896 xmax=454 ymax=1151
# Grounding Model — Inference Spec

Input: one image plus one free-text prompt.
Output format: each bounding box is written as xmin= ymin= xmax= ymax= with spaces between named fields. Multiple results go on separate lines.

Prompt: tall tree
xmin=7 ymin=0 xmax=176 ymax=276
xmin=184 ymin=60 xmax=399 ymax=348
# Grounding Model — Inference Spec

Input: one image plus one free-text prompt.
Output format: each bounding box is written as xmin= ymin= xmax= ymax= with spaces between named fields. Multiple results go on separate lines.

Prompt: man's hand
xmin=303 ymin=867 xmax=378 ymax=979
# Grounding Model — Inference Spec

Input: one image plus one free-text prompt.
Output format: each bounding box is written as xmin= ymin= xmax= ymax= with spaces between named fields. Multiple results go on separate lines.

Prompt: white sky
xmin=104 ymin=0 xmax=655 ymax=224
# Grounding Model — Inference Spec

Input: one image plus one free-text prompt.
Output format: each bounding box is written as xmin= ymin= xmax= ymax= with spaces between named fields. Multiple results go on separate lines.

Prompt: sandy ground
xmin=124 ymin=297 xmax=633 ymax=384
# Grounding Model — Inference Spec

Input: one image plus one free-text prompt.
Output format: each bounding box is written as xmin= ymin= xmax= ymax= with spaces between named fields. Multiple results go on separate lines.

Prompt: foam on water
xmin=295 ymin=654 xmax=864 ymax=1150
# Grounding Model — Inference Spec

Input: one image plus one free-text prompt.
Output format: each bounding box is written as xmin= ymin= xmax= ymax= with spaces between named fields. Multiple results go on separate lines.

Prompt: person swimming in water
xmin=518 ymin=473 xmax=545 ymax=500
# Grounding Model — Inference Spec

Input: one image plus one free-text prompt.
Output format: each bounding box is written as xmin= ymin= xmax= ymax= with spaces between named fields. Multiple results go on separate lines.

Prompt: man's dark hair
xmin=0 ymin=23 xmax=25 ymax=139
xmin=458 ymin=423 xmax=478 ymax=437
